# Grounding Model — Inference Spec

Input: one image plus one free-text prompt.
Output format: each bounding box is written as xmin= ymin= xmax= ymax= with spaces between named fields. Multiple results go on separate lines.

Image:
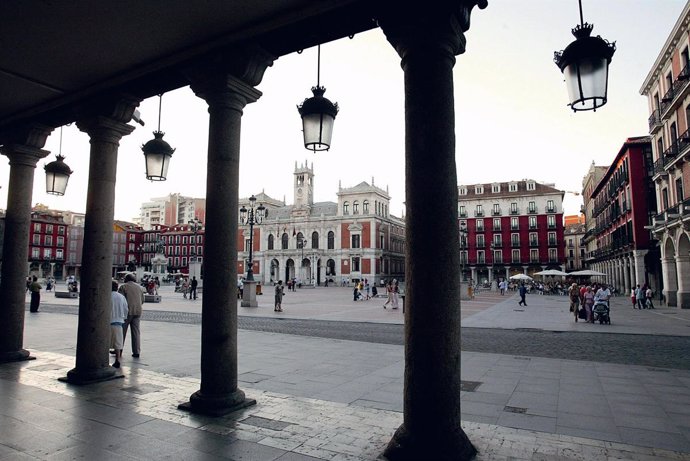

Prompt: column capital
xmin=377 ymin=0 xmax=487 ymax=65
xmin=0 ymin=123 xmax=55 ymax=166
xmin=186 ymin=44 xmax=275 ymax=108
xmin=75 ymin=96 xmax=140 ymax=143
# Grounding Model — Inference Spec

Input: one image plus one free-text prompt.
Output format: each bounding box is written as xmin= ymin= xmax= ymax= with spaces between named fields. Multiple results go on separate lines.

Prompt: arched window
xmin=268 ymin=234 xmax=274 ymax=250
xmin=296 ymin=232 xmax=305 ymax=249
xmin=281 ymin=233 xmax=289 ymax=249
xmin=328 ymin=231 xmax=335 ymax=249
xmin=343 ymin=201 xmax=349 ymax=215
xmin=311 ymin=231 xmax=319 ymax=249
xmin=353 ymin=200 xmax=359 ymax=215
xmin=363 ymin=200 xmax=369 ymax=214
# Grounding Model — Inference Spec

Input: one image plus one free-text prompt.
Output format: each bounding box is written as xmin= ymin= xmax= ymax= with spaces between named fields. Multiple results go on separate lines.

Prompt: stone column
xmin=675 ymin=255 xmax=690 ymax=308
xmin=662 ymin=257 xmax=678 ymax=307
xmin=179 ymin=47 xmax=274 ymax=416
xmin=61 ymin=98 xmax=139 ymax=384
xmin=379 ymin=3 xmax=486 ymax=459
xmin=623 ymin=257 xmax=631 ymax=294
xmin=633 ymin=250 xmax=648 ymax=286
xmin=470 ymin=266 xmax=477 ymax=283
xmin=0 ymin=124 xmax=53 ymax=363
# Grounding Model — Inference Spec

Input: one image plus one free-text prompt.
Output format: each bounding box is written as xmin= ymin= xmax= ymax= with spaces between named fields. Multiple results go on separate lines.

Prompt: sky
xmin=0 ymin=0 xmax=686 ymax=222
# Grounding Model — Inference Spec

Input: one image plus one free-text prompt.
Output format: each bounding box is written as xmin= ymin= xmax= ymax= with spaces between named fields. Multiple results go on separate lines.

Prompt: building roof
xmin=337 ymin=181 xmax=390 ymax=198
xmin=458 ymin=180 xmax=563 ymax=199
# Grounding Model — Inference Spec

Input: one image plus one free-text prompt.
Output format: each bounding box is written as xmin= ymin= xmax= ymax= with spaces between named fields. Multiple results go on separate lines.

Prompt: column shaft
xmin=0 ymin=130 xmax=52 ymax=362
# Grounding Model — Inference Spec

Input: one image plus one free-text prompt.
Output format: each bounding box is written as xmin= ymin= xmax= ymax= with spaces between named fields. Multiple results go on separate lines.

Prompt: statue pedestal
xmin=241 ymin=280 xmax=258 ymax=307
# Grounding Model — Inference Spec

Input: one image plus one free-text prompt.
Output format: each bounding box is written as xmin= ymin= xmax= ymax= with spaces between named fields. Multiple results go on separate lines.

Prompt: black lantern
xmin=297 ymin=45 xmax=339 ymax=152
xmin=142 ymin=94 xmax=175 ymax=180
xmin=554 ymin=0 xmax=616 ymax=112
xmin=239 ymin=195 xmax=267 ymax=281
xmin=44 ymin=154 xmax=73 ymax=196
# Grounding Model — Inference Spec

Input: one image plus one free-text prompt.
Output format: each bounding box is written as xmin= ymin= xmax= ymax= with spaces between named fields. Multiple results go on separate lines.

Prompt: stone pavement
xmin=1 ymin=285 xmax=689 ymax=460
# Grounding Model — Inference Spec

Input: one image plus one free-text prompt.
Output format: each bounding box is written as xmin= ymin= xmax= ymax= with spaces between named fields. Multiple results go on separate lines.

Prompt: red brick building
xmin=28 ymin=207 xmax=68 ymax=279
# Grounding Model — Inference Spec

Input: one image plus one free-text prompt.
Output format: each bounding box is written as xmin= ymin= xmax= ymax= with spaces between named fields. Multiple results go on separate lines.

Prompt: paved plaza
xmin=1 ymin=284 xmax=690 ymax=460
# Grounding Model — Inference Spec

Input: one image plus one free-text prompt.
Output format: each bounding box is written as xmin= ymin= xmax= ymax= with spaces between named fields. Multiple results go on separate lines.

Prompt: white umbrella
xmin=533 ymin=269 xmax=568 ymax=276
xmin=568 ymin=270 xmax=607 ymax=277
xmin=509 ymin=273 xmax=533 ymax=281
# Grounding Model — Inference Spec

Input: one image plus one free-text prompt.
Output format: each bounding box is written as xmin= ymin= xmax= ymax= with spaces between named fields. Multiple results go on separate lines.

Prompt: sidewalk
xmin=1 ymin=285 xmax=688 ymax=460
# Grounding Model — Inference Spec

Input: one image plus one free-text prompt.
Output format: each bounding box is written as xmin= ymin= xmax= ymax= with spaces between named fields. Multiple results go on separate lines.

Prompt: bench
xmin=55 ymin=291 xmax=78 ymax=298
xmin=144 ymin=294 xmax=161 ymax=303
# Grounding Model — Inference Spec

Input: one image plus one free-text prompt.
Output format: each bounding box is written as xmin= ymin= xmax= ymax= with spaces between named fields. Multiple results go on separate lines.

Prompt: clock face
xmin=297 ymin=188 xmax=303 ymax=196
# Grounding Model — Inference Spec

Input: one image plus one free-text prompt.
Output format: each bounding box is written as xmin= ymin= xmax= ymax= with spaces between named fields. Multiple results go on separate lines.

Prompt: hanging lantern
xmin=297 ymin=45 xmax=339 ymax=151
xmin=44 ymin=154 xmax=73 ymax=196
xmin=142 ymin=94 xmax=175 ymax=180
xmin=554 ymin=1 xmax=616 ymax=112
xmin=142 ymin=131 xmax=175 ymax=181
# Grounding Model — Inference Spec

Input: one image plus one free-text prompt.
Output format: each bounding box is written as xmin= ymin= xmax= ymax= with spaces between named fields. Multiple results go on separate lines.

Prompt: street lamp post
xmin=459 ymin=222 xmax=468 ymax=281
xmin=188 ymin=218 xmax=202 ymax=283
xmin=239 ymin=195 xmax=266 ymax=307
xmin=297 ymin=234 xmax=305 ymax=285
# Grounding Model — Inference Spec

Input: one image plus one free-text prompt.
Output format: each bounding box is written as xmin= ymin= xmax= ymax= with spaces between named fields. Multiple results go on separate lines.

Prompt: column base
xmin=0 ymin=349 xmax=36 ymax=363
xmin=241 ymin=281 xmax=258 ymax=307
xmin=178 ymin=389 xmax=256 ymax=417
xmin=677 ymin=291 xmax=690 ymax=309
xmin=58 ymin=366 xmax=122 ymax=385
xmin=383 ymin=424 xmax=477 ymax=461
xmin=664 ymin=290 xmax=678 ymax=307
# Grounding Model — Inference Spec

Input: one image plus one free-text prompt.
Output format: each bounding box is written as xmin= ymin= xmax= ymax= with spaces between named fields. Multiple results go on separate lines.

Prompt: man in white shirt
xmin=594 ymin=285 xmax=611 ymax=304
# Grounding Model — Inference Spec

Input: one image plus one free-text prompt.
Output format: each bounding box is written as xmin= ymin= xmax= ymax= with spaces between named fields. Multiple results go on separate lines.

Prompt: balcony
xmin=545 ymin=206 xmax=557 ymax=213
xmin=648 ymin=109 xmax=662 ymax=133
xmin=476 ymin=226 xmax=484 ymax=232
xmin=509 ymin=208 xmax=519 ymax=215
xmin=547 ymin=223 xmax=556 ymax=229
xmin=548 ymin=239 xmax=558 ymax=247
xmin=529 ymin=241 xmax=539 ymax=247
xmin=510 ymin=225 xmax=519 ymax=231
xmin=491 ymin=208 xmax=502 ymax=216
xmin=476 ymin=242 xmax=485 ymax=248
xmin=661 ymin=68 xmax=690 ymax=118
xmin=491 ymin=242 xmax=502 ymax=249
xmin=527 ymin=208 xmax=537 ymax=214
xmin=511 ymin=241 xmax=521 ymax=248
xmin=459 ymin=211 xmax=467 ymax=218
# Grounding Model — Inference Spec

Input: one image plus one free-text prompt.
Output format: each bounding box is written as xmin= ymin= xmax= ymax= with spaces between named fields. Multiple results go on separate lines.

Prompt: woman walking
xmin=383 ymin=280 xmax=393 ymax=309
xmin=583 ymin=286 xmax=595 ymax=323
xmin=390 ymin=280 xmax=400 ymax=309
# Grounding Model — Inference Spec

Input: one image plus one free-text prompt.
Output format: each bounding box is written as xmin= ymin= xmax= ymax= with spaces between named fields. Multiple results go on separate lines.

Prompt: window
xmin=43 ymin=248 xmax=52 ymax=259
xmin=492 ymin=204 xmax=501 ymax=215
xmin=546 ymin=200 xmax=555 ymax=212
xmin=510 ymin=202 xmax=518 ymax=214
xmin=353 ymin=201 xmax=359 ymax=215
xmin=475 ymin=185 xmax=484 ymax=194
xmin=57 ymin=236 xmax=64 ymax=247
xmin=476 ymin=234 xmax=485 ymax=247
xmin=32 ymin=234 xmax=40 ymax=245
xmin=493 ymin=218 xmax=501 ymax=230
xmin=268 ymin=234 xmax=274 ymax=250
xmin=527 ymin=182 xmax=536 ymax=191
xmin=529 ymin=232 xmax=538 ymax=246
xmin=547 ymin=215 xmax=556 ymax=229
xmin=183 ymin=236 xmax=188 ymax=244
xmin=512 ymin=249 xmax=520 ymax=263
xmin=352 ymin=234 xmax=361 ymax=249
xmin=33 ymin=223 xmax=41 ymax=233
xmin=45 ymin=235 xmax=53 ymax=246
xmin=676 ymin=177 xmax=684 ymax=202
xmin=492 ymin=184 xmax=501 ymax=193
xmin=459 ymin=205 xmax=466 ymax=217
xmin=510 ymin=217 xmax=519 ymax=230
xmin=662 ymin=188 xmax=669 ymax=210
xmin=528 ymin=201 xmax=536 ymax=213
xmin=493 ymin=234 xmax=502 ymax=246
xmin=282 ymin=233 xmax=289 ymax=249
xmin=244 ymin=239 xmax=251 ymax=252
xmin=494 ymin=250 xmax=502 ymax=264
xmin=352 ymin=257 xmax=360 ymax=272
xmin=459 ymin=187 xmax=467 ymax=195
xmin=529 ymin=216 xmax=537 ymax=229
xmin=46 ymin=224 xmax=53 ymax=233
xmin=530 ymin=249 xmax=539 ymax=263
xmin=57 ymin=226 xmax=65 ymax=235
xmin=476 ymin=219 xmax=484 ymax=231
xmin=548 ymin=232 xmax=557 ymax=245
xmin=328 ymin=231 xmax=335 ymax=249
xmin=475 ymin=205 xmax=484 ymax=217
xmin=460 ymin=251 xmax=468 ymax=265
xmin=509 ymin=183 xmax=517 ymax=192
xmin=569 ymin=249 xmax=574 ymax=258
xmin=56 ymin=249 xmax=64 ymax=260
xmin=511 ymin=233 xmax=520 ymax=246
xmin=343 ymin=201 xmax=349 ymax=215
xmin=32 ymin=247 xmax=39 ymax=258
xmin=363 ymin=200 xmax=369 ymax=214
xmin=477 ymin=250 xmax=485 ymax=264
xmin=549 ymin=248 xmax=558 ymax=262
xmin=312 ymin=231 xmax=319 ymax=249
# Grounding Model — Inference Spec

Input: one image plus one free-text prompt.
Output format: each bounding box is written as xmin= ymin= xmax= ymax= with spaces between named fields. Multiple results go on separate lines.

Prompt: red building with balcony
xmin=28 ymin=208 xmax=68 ymax=280
xmin=585 ymin=137 xmax=658 ymax=295
xmin=458 ymin=180 xmax=565 ymax=285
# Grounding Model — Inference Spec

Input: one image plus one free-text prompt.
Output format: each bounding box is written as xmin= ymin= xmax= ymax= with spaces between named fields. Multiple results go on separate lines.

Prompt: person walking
xmin=364 ymin=279 xmax=371 ymax=300
xmin=110 ymin=280 xmax=129 ymax=368
xmin=190 ymin=276 xmax=198 ymax=300
xmin=583 ymin=286 xmax=595 ymax=323
xmin=391 ymin=280 xmax=400 ymax=309
xmin=630 ymin=287 xmax=636 ymax=308
xmin=568 ymin=283 xmax=580 ymax=322
xmin=645 ymin=286 xmax=655 ymax=309
xmin=383 ymin=280 xmax=393 ymax=308
xmin=635 ymin=285 xmax=645 ymax=309
xmin=118 ymin=274 xmax=145 ymax=358
xmin=274 ymin=280 xmax=284 ymax=312
xmin=518 ymin=283 xmax=528 ymax=306
xmin=28 ymin=275 xmax=42 ymax=312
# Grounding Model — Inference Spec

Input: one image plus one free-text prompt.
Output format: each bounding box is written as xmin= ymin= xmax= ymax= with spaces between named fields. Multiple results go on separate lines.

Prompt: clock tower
xmin=294 ymin=160 xmax=314 ymax=209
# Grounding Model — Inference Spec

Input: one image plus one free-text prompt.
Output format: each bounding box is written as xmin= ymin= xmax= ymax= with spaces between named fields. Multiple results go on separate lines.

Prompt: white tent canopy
xmin=509 ymin=273 xmax=533 ymax=281
xmin=568 ymin=270 xmax=607 ymax=277
xmin=533 ymin=269 xmax=568 ymax=276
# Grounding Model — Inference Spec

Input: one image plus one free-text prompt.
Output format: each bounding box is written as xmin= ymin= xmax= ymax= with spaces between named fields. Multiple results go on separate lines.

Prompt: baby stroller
xmin=592 ymin=301 xmax=611 ymax=324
